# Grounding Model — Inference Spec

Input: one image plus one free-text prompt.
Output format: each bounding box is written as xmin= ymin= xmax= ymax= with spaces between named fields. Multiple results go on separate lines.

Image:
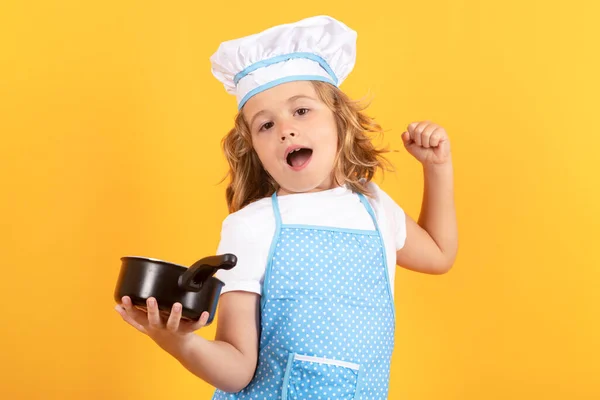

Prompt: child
xmin=116 ymin=15 xmax=458 ymax=399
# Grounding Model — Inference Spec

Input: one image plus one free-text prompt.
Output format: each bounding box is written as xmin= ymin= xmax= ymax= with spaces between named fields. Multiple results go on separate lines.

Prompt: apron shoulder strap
xmin=270 ymin=192 xmax=282 ymax=229
xmin=357 ymin=192 xmax=380 ymax=232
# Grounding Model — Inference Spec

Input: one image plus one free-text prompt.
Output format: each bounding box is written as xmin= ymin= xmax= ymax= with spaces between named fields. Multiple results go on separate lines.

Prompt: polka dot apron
xmin=212 ymin=192 xmax=395 ymax=399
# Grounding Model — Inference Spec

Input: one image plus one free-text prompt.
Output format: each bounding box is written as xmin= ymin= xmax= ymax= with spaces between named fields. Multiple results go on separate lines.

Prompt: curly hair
xmin=221 ymin=81 xmax=394 ymax=213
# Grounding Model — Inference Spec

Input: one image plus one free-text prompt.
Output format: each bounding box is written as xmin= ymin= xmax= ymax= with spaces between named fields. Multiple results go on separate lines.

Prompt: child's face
xmin=242 ymin=81 xmax=339 ymax=195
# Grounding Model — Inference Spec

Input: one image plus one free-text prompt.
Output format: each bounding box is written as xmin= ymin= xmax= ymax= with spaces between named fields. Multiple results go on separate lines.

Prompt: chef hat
xmin=210 ymin=15 xmax=357 ymax=110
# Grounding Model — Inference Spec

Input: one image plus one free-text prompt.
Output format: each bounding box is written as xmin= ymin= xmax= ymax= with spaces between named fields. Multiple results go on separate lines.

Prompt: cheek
xmin=312 ymin=114 xmax=338 ymax=147
xmin=252 ymin=136 xmax=278 ymax=166
xmin=325 ymin=119 xmax=339 ymax=151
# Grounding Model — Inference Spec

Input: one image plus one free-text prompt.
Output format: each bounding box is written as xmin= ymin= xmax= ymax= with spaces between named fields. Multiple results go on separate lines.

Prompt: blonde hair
xmin=221 ymin=81 xmax=394 ymax=213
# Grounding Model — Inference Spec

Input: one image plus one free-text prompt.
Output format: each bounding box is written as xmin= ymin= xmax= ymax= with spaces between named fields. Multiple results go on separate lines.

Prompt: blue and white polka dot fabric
xmin=212 ymin=192 xmax=395 ymax=399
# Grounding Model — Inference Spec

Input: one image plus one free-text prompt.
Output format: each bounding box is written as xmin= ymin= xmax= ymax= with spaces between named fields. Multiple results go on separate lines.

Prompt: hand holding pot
xmin=116 ymin=295 xmax=209 ymax=351
xmin=114 ymin=253 xmax=237 ymax=352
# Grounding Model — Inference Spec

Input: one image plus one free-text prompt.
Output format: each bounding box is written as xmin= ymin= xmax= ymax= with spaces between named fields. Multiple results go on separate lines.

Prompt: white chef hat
xmin=210 ymin=15 xmax=357 ymax=110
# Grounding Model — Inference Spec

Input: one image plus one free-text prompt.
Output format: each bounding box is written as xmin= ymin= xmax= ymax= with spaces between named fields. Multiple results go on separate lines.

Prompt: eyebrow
xmin=249 ymin=95 xmax=318 ymax=128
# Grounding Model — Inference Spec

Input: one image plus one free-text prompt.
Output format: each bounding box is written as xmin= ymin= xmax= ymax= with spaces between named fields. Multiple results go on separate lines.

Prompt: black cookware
xmin=114 ymin=253 xmax=237 ymax=324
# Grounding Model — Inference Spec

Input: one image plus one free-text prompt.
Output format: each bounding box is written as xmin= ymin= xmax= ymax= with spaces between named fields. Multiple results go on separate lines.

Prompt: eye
xmin=295 ymin=108 xmax=310 ymax=116
xmin=259 ymin=121 xmax=274 ymax=131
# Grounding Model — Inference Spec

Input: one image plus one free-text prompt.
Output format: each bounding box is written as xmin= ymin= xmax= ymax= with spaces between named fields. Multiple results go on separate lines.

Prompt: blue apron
xmin=212 ymin=191 xmax=396 ymax=399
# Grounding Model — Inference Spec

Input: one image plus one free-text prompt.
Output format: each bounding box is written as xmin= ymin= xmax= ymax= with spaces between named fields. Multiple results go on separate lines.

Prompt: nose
xmin=278 ymin=121 xmax=297 ymax=142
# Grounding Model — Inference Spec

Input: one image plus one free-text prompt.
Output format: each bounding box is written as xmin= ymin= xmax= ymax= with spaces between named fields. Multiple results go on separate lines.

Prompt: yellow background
xmin=1 ymin=0 xmax=598 ymax=398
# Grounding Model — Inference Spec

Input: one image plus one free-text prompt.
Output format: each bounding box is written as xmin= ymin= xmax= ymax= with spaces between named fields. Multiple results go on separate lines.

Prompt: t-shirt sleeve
xmin=213 ymin=213 xmax=264 ymax=295
xmin=390 ymin=195 xmax=407 ymax=250
xmin=370 ymin=182 xmax=407 ymax=250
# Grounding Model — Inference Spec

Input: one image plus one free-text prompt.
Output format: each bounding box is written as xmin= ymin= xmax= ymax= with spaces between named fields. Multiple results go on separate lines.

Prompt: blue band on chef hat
xmin=237 ymin=75 xmax=335 ymax=110
xmin=233 ymin=52 xmax=339 ymax=86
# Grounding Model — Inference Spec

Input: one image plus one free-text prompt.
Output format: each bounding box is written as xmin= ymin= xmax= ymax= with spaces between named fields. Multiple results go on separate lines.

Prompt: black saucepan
xmin=114 ymin=253 xmax=237 ymax=324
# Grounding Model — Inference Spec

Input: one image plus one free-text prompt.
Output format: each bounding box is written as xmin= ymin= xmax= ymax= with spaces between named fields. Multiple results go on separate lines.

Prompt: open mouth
xmin=286 ymin=148 xmax=313 ymax=169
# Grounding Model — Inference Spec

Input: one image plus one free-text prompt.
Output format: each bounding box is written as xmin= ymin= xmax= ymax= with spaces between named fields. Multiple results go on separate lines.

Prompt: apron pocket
xmin=282 ymin=353 xmax=361 ymax=400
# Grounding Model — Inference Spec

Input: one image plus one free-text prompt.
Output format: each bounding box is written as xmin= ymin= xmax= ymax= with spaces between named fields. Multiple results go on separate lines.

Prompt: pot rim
xmin=120 ymin=255 xmax=187 ymax=269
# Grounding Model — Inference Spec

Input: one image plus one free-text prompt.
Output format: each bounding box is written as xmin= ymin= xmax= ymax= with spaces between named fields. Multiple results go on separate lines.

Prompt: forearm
xmin=418 ymin=161 xmax=458 ymax=268
xmin=165 ymin=335 xmax=256 ymax=393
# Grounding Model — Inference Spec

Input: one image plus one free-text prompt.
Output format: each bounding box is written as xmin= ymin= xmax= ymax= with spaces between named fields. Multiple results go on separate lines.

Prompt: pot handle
xmin=178 ymin=253 xmax=237 ymax=292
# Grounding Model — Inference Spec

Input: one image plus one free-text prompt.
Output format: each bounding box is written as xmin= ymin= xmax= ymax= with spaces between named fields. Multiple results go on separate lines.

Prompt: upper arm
xmin=369 ymin=182 xmax=452 ymax=275
xmin=214 ymin=291 xmax=261 ymax=372
xmin=395 ymin=213 xmax=451 ymax=275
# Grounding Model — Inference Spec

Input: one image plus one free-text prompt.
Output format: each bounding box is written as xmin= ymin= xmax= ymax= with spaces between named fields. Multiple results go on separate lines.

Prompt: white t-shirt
xmin=214 ymin=181 xmax=407 ymax=299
